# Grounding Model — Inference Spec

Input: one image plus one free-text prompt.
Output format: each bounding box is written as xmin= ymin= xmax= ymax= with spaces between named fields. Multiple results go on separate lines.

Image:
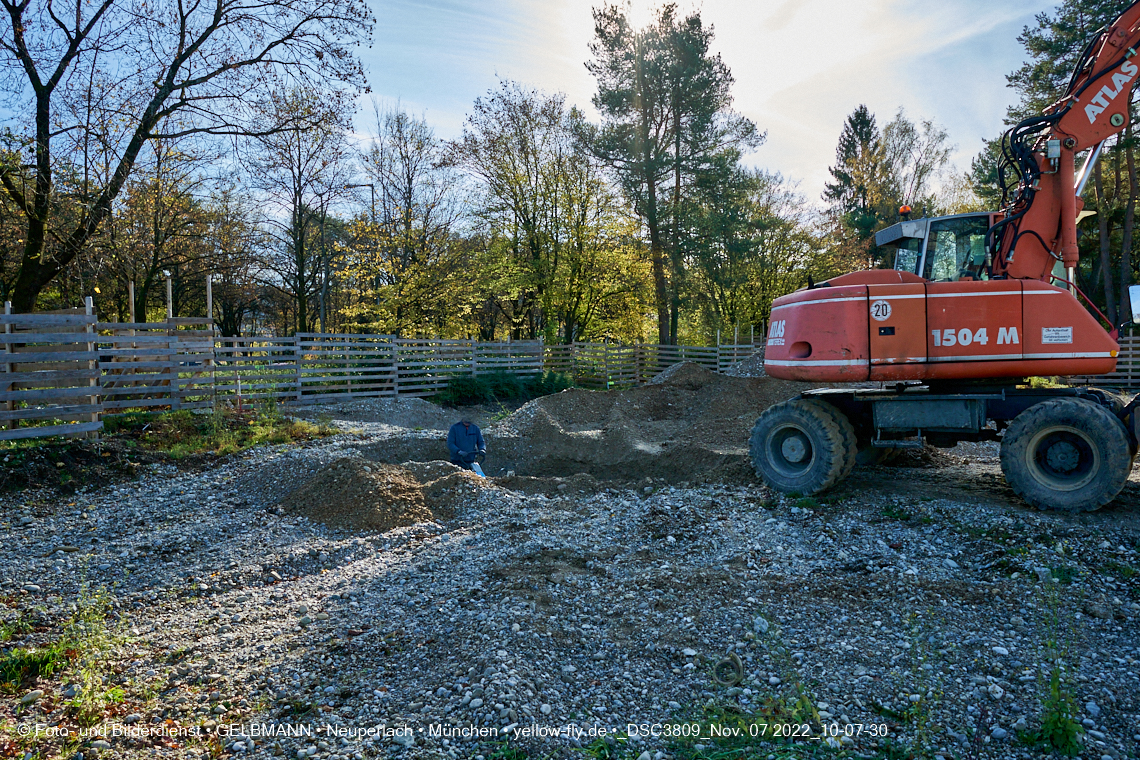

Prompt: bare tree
xmin=206 ymin=185 xmax=264 ymax=337
xmin=360 ymin=104 xmax=461 ymax=334
xmin=0 ymin=0 xmax=371 ymax=312
xmin=250 ymin=88 xmax=352 ymax=335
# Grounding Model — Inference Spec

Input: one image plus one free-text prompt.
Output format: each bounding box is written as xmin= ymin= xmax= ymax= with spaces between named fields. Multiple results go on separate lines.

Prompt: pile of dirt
xmin=278 ymin=457 xmax=489 ymax=531
xmin=357 ymin=363 xmax=812 ymax=485
xmin=483 ymin=362 xmax=809 ymax=483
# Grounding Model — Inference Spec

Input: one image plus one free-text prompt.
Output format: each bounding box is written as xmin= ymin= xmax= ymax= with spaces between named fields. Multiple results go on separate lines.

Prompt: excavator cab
xmin=877 ymin=212 xmax=992 ymax=281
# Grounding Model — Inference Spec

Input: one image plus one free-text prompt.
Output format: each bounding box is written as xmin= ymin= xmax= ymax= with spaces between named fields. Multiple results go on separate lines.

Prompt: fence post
xmin=4 ymin=301 xmax=13 ymax=430
xmin=295 ymin=336 xmax=303 ymax=402
xmin=604 ymin=341 xmax=611 ymax=389
xmin=392 ymin=340 xmax=400 ymax=398
xmin=207 ymin=316 xmax=217 ymax=414
xmin=471 ymin=340 xmax=478 ymax=377
xmin=165 ymin=313 xmax=181 ymax=412
xmin=85 ymin=297 xmax=100 ymax=438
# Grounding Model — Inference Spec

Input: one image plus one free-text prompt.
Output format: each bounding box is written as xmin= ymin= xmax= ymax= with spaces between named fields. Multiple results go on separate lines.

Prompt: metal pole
xmin=1075 ymin=141 xmax=1106 ymax=196
xmin=165 ymin=275 xmax=173 ymax=320
xmin=206 ymin=274 xmax=213 ymax=325
xmin=128 ymin=281 xmax=136 ymax=324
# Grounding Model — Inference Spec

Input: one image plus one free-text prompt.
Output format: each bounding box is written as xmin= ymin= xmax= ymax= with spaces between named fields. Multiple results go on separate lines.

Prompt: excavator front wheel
xmin=1000 ymin=398 xmax=1132 ymax=512
xmin=750 ymin=399 xmax=857 ymax=495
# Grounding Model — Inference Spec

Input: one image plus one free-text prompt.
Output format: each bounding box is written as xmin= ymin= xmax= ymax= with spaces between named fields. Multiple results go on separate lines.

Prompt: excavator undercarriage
xmin=751 ymin=384 xmax=1140 ymax=512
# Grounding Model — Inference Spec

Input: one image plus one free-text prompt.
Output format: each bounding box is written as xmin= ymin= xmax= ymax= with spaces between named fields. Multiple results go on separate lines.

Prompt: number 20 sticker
xmin=870 ymin=300 xmax=892 ymax=321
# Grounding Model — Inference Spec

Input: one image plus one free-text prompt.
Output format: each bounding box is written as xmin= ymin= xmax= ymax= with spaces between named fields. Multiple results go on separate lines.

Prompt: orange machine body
xmin=762 ymin=2 xmax=1140 ymax=387
xmin=764 ymin=272 xmax=1119 ymax=383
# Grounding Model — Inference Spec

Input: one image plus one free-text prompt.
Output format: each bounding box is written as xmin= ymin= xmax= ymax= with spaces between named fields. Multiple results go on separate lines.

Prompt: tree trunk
xmin=670 ymin=94 xmax=683 ymax=346
xmin=1094 ymin=161 xmax=1117 ymax=324
xmin=294 ymin=204 xmax=308 ymax=335
xmin=645 ymin=184 xmax=669 ymax=345
xmin=1121 ymin=122 xmax=1137 ymax=326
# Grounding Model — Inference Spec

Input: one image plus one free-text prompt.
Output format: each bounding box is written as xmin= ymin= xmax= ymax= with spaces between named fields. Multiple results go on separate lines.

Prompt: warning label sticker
xmin=1041 ymin=327 xmax=1073 ymax=344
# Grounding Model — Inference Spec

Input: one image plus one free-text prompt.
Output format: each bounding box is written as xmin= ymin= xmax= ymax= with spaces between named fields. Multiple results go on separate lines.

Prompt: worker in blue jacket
xmin=447 ymin=419 xmax=485 ymax=470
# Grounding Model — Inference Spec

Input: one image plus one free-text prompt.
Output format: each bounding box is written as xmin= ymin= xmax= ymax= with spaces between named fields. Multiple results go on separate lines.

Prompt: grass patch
xmin=103 ymin=407 xmax=331 ymax=458
xmin=1100 ymin=559 xmax=1136 ymax=580
xmin=1049 ymin=566 xmax=1079 ymax=585
xmin=0 ymin=615 xmax=32 ymax=642
xmin=486 ymin=742 xmax=538 ymax=759
xmin=880 ymin=505 xmax=912 ymax=521
xmin=0 ymin=642 xmax=69 ymax=692
xmin=792 ymin=497 xmax=820 ymax=510
xmin=0 ymin=585 xmax=125 ymax=729
xmin=433 ymin=371 xmax=573 ymax=407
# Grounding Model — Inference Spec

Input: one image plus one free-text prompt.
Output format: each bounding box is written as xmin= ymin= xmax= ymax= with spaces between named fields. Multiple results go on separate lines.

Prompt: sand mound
xmin=279 ymin=458 xmax=489 ymax=531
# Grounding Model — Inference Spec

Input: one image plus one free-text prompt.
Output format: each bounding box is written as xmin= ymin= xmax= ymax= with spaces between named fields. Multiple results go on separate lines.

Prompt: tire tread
xmin=750 ymin=398 xmax=854 ymax=495
xmin=999 ymin=397 xmax=1131 ymax=512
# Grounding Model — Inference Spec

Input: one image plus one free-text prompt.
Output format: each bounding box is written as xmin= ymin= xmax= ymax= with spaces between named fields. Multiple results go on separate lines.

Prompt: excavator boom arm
xmin=994 ymin=0 xmax=1140 ymax=285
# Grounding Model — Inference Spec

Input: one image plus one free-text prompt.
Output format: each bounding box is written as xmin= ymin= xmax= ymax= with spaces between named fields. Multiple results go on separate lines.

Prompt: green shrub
xmin=435 ymin=371 xmax=573 ymax=407
xmin=1033 ymin=666 xmax=1083 ymax=756
xmin=527 ymin=370 xmax=574 ymax=396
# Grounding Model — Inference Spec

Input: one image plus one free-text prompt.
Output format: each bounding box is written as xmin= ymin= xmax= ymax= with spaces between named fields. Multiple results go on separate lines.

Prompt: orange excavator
xmin=753 ymin=2 xmax=1140 ymax=511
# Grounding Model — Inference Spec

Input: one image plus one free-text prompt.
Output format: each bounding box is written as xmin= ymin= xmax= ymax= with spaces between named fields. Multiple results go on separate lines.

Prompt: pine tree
xmin=583 ymin=3 xmax=757 ymax=344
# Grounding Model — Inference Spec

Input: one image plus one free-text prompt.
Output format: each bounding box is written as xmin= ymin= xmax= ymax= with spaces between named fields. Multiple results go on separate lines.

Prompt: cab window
xmin=922 ymin=216 xmax=989 ymax=281
xmin=893 ymin=238 xmax=921 ymax=274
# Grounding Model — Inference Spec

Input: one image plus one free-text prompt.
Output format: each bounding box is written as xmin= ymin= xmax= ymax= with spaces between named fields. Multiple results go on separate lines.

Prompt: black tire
xmin=750 ymin=399 xmax=857 ymax=494
xmin=1000 ymin=398 xmax=1132 ymax=512
xmin=814 ymin=401 xmax=859 ymax=481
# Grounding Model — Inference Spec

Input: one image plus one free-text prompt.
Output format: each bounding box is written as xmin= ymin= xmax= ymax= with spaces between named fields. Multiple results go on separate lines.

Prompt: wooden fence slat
xmin=2 ymin=314 xmax=96 ymax=326
xmin=0 ymin=421 xmax=102 ymax=441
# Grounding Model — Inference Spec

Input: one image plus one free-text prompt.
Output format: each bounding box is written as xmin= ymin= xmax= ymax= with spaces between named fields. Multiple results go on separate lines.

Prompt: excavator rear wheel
xmin=750 ymin=399 xmax=857 ymax=495
xmin=1000 ymin=398 xmax=1132 ymax=512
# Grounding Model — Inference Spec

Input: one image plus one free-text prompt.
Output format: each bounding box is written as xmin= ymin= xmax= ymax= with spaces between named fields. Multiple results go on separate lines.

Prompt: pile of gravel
xmin=281 ymin=459 xmax=442 ymax=531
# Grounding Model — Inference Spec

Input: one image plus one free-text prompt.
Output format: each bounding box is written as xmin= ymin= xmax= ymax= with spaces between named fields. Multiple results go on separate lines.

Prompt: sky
xmin=360 ymin=0 xmax=1061 ymax=202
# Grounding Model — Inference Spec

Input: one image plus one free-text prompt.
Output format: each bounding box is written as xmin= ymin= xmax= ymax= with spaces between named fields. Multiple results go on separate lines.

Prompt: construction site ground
xmin=1 ymin=363 xmax=1138 ymax=760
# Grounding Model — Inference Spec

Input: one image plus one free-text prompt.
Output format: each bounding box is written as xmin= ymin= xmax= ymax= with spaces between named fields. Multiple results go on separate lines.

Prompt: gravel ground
xmin=1 ymin=400 xmax=1139 ymax=760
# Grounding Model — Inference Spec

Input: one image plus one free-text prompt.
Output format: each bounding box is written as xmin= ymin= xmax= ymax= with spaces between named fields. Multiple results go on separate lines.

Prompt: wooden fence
xmin=543 ymin=342 xmax=755 ymax=389
xmin=1070 ymin=330 xmax=1139 ymax=389
xmin=1 ymin=305 xmax=101 ymax=441
xmin=4 ymin=309 xmax=1139 ymax=442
